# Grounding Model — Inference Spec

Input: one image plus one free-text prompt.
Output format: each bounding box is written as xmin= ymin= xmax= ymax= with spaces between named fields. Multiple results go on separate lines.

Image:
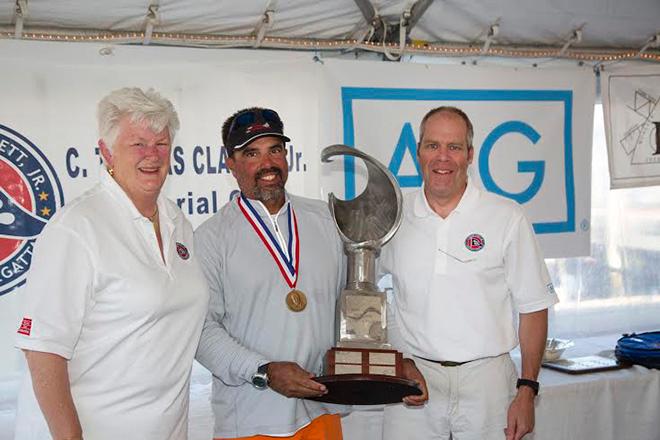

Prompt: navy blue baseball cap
xmin=225 ymin=108 xmax=290 ymax=156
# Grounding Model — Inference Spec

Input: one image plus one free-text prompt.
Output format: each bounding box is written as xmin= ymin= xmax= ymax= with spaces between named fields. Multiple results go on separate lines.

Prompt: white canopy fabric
xmin=1 ymin=0 xmax=659 ymax=61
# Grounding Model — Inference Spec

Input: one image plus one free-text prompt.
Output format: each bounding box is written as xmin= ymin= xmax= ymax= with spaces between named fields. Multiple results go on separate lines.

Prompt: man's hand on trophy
xmin=401 ymin=358 xmax=429 ymax=406
xmin=267 ymin=361 xmax=329 ymax=398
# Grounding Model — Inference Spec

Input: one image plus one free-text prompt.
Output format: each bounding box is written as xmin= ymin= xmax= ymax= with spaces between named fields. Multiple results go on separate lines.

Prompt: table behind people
xmin=194 ymin=107 xmax=347 ymax=440
xmin=14 ymin=87 xmax=209 ymax=440
xmin=379 ymin=106 xmax=558 ymax=440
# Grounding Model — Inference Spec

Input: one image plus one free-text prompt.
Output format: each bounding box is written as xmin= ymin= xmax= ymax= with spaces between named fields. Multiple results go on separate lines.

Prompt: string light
xmin=0 ymin=27 xmax=658 ymax=62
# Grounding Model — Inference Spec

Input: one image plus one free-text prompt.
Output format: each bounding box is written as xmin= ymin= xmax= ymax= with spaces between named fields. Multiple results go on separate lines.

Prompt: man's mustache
xmin=255 ymin=167 xmax=283 ymax=181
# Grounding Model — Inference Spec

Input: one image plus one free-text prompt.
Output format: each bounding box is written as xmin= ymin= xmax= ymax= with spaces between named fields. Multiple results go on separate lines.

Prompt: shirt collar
xmin=413 ymin=179 xmax=479 ymax=218
xmin=239 ymin=191 xmax=291 ymax=219
xmin=453 ymin=179 xmax=479 ymax=214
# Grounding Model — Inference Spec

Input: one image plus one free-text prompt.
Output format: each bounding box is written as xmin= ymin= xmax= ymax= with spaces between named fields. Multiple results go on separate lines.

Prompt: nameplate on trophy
xmin=326 ymin=347 xmax=402 ymax=377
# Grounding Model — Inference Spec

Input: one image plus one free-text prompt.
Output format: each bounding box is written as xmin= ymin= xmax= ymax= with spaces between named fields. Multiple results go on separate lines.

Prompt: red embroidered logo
xmin=176 ymin=242 xmax=190 ymax=260
xmin=465 ymin=233 xmax=485 ymax=251
xmin=17 ymin=317 xmax=32 ymax=336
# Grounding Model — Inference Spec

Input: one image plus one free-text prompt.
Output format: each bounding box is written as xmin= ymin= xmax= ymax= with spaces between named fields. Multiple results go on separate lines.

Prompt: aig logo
xmin=341 ymin=87 xmax=576 ymax=235
xmin=0 ymin=125 xmax=64 ymax=296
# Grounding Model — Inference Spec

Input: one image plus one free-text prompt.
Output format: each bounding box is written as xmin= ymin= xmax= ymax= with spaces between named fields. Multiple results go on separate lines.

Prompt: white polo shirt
xmin=380 ymin=181 xmax=558 ymax=363
xmin=14 ymin=170 xmax=209 ymax=440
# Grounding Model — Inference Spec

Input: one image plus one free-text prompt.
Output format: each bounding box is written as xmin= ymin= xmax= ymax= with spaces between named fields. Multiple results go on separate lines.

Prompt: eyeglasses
xmin=229 ymin=109 xmax=281 ymax=134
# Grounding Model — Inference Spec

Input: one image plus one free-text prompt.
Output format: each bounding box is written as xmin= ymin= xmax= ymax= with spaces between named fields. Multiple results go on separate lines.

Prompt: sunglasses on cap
xmin=228 ymin=109 xmax=282 ymax=134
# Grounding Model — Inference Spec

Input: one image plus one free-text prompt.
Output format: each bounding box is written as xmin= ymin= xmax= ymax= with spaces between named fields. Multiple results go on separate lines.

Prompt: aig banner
xmin=601 ymin=64 xmax=660 ymax=189
xmin=318 ymin=59 xmax=595 ymax=258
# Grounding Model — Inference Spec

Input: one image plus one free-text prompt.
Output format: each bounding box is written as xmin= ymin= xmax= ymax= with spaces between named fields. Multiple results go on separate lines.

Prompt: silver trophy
xmin=311 ymin=144 xmax=421 ymax=405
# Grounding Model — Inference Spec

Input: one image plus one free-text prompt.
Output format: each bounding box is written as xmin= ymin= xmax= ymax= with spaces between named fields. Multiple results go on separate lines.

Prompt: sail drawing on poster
xmin=602 ymin=66 xmax=660 ymax=189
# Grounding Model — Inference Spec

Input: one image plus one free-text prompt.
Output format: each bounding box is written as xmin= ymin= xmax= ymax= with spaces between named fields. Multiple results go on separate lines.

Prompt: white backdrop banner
xmin=0 ymin=41 xmax=323 ymax=297
xmin=0 ymin=41 xmax=594 ymax=298
xmin=318 ymin=59 xmax=595 ymax=259
xmin=601 ymin=64 xmax=660 ymax=189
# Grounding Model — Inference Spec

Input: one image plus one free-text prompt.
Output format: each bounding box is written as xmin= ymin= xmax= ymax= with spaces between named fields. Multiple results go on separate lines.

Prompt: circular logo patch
xmin=0 ymin=124 xmax=64 ymax=296
xmin=464 ymin=233 xmax=485 ymax=252
xmin=176 ymin=242 xmax=190 ymax=260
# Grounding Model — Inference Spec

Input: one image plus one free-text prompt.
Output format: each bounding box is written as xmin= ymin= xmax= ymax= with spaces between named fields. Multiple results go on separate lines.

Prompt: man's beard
xmin=253 ymin=167 xmax=285 ymax=203
xmin=254 ymin=185 xmax=285 ymax=203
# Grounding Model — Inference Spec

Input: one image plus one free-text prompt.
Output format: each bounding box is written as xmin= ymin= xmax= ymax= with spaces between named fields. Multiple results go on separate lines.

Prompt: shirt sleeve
xmin=386 ymin=293 xmax=415 ymax=359
xmin=503 ymin=209 xmax=559 ymax=313
xmin=193 ymin=223 xmax=270 ymax=386
xmin=15 ymin=223 xmax=94 ymax=359
xmin=380 ymin=244 xmax=415 ymax=358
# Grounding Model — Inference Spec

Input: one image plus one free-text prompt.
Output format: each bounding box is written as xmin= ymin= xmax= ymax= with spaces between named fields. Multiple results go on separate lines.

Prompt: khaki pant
xmin=383 ymin=353 xmax=518 ymax=440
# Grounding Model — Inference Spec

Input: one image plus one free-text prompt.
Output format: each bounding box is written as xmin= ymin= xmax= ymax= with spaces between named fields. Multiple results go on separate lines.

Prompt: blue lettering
xmin=388 ymin=122 xmax=422 ymax=187
xmin=219 ymin=146 xmax=230 ymax=173
xmin=94 ymin=147 xmax=104 ymax=165
xmin=478 ymin=121 xmax=545 ymax=204
xmin=192 ymin=146 xmax=204 ymax=174
xmin=65 ymin=148 xmax=80 ymax=178
xmin=172 ymin=146 xmax=185 ymax=175
xmin=205 ymin=146 xmax=217 ymax=174
xmin=285 ymin=144 xmax=305 ymax=172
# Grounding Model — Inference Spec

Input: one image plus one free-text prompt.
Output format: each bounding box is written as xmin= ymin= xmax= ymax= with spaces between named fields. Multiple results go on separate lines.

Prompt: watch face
xmin=252 ymin=374 xmax=268 ymax=389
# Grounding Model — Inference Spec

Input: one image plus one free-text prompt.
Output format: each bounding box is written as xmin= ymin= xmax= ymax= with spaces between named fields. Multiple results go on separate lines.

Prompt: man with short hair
xmin=194 ymin=107 xmax=345 ymax=439
xmin=380 ymin=106 xmax=558 ymax=440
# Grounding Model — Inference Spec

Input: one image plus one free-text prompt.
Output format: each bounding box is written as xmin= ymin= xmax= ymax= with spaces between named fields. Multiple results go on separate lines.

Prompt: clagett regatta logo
xmin=0 ymin=124 xmax=64 ymax=296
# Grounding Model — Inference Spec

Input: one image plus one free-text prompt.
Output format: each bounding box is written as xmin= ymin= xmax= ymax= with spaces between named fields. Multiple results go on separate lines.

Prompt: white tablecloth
xmin=2 ymin=334 xmax=658 ymax=440
xmin=531 ymin=334 xmax=660 ymax=440
xmin=342 ymin=334 xmax=660 ymax=440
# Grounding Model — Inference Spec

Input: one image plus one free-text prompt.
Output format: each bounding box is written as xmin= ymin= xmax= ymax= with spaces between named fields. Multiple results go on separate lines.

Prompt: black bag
xmin=615 ymin=331 xmax=660 ymax=369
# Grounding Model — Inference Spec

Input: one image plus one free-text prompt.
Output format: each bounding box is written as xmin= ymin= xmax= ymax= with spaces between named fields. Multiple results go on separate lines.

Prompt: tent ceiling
xmin=1 ymin=0 xmax=659 ymax=60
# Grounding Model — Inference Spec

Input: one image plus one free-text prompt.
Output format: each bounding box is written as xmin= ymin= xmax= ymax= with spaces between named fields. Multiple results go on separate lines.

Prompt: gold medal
xmin=286 ymin=289 xmax=307 ymax=312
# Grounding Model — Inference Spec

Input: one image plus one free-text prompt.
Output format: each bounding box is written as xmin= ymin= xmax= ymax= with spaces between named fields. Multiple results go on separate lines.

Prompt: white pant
xmin=383 ymin=353 xmax=518 ymax=440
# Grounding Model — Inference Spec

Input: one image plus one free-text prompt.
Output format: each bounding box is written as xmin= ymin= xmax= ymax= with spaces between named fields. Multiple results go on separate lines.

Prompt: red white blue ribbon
xmin=237 ymin=195 xmax=300 ymax=288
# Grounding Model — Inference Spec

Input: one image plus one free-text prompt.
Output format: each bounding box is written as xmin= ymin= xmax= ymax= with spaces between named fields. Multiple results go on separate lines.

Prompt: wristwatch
xmin=516 ymin=378 xmax=539 ymax=396
xmin=251 ymin=363 xmax=270 ymax=390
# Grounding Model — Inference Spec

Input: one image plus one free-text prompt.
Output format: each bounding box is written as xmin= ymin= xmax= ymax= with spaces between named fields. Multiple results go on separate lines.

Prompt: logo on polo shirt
xmin=464 ymin=233 xmax=485 ymax=251
xmin=17 ymin=317 xmax=32 ymax=336
xmin=176 ymin=242 xmax=190 ymax=260
xmin=0 ymin=125 xmax=64 ymax=296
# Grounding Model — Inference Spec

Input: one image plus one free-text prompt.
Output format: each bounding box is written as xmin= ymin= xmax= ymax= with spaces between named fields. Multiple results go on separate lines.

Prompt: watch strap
xmin=516 ymin=378 xmax=539 ymax=396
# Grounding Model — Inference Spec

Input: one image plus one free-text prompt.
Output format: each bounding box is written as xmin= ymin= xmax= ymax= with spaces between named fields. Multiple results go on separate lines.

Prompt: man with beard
xmin=194 ymin=108 xmax=346 ymax=439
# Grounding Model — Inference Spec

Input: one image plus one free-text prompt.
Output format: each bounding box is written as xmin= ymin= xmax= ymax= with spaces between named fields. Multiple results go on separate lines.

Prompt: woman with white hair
xmin=14 ymin=87 xmax=209 ymax=440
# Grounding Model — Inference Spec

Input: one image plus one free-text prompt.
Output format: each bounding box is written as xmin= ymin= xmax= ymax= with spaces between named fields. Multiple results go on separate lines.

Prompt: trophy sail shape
xmin=324 ymin=144 xmax=402 ymax=249
xmin=322 ymin=145 xmax=402 ymax=347
xmin=311 ymin=145 xmax=421 ymax=405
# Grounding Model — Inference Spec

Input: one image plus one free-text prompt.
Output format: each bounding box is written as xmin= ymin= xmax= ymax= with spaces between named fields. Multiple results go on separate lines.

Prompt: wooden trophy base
xmin=309 ymin=347 xmax=422 ymax=405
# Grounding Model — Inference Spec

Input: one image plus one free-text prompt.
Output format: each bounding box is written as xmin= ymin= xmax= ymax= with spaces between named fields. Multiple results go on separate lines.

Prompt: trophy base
xmin=307 ymin=347 xmax=422 ymax=405
xmin=309 ymin=374 xmax=422 ymax=405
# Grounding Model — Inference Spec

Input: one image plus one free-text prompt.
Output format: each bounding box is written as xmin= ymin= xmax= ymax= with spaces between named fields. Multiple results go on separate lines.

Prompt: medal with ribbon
xmin=237 ymin=195 xmax=306 ymax=312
